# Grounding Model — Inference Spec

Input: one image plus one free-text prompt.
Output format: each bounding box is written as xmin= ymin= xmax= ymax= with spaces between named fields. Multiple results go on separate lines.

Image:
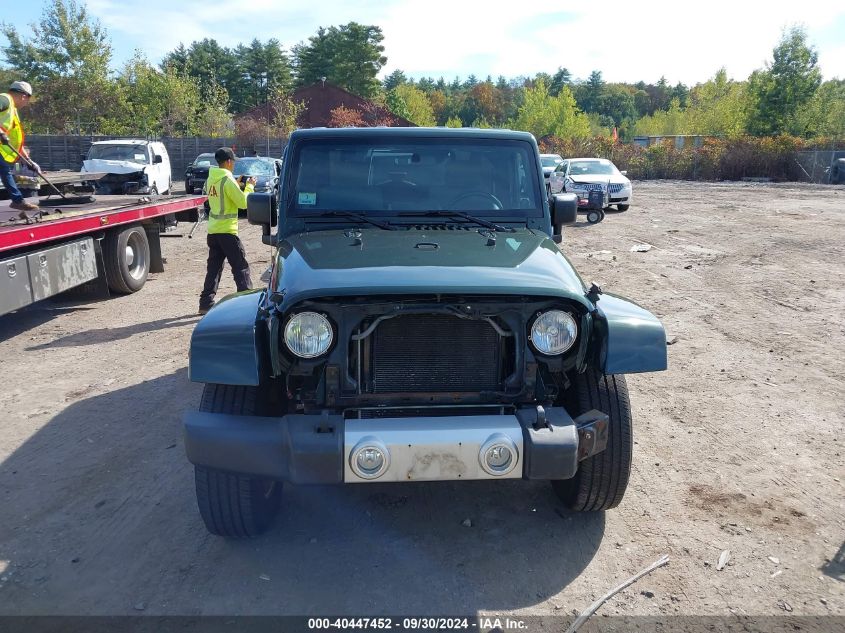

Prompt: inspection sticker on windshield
xmin=298 ymin=192 xmax=317 ymax=205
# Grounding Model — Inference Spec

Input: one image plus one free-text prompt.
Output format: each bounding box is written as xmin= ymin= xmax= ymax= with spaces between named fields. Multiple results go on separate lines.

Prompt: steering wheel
xmin=446 ymin=191 xmax=503 ymax=210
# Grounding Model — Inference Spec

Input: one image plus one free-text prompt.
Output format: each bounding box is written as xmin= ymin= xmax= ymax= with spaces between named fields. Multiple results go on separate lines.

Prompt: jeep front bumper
xmin=183 ymin=407 xmax=608 ymax=484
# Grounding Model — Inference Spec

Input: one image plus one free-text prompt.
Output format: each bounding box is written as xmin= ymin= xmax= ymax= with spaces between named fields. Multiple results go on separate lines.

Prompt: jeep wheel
xmin=617 ymin=204 xmax=630 ymax=211
xmin=552 ymin=370 xmax=633 ymax=511
xmin=194 ymin=384 xmax=282 ymax=538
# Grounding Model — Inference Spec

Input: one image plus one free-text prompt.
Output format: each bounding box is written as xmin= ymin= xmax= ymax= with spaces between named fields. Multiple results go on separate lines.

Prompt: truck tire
xmin=102 ymin=224 xmax=150 ymax=294
xmin=194 ymin=384 xmax=282 ymax=538
xmin=552 ymin=370 xmax=633 ymax=511
xmin=617 ymin=204 xmax=630 ymax=211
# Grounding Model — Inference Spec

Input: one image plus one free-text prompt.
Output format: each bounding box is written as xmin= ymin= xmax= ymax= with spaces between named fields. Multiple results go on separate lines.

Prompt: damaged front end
xmin=94 ymin=170 xmax=152 ymax=195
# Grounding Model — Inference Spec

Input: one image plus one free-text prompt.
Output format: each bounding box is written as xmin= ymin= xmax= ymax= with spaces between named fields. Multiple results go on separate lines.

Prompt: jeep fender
xmin=592 ymin=293 xmax=667 ymax=374
xmin=189 ymin=290 xmax=267 ymax=386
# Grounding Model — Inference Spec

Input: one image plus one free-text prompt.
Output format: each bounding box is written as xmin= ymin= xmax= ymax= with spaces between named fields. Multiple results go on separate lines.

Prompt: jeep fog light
xmin=530 ymin=310 xmax=577 ymax=355
xmin=479 ymin=434 xmax=518 ymax=476
xmin=284 ymin=312 xmax=333 ymax=358
xmin=350 ymin=438 xmax=390 ymax=479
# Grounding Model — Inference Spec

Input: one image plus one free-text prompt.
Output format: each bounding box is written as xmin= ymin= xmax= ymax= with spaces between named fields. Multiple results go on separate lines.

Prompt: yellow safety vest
xmin=206 ymin=166 xmax=254 ymax=235
xmin=0 ymin=93 xmax=24 ymax=165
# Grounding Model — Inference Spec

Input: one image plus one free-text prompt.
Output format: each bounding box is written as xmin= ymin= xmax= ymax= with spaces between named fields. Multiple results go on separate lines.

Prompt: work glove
xmin=28 ymin=160 xmax=40 ymax=173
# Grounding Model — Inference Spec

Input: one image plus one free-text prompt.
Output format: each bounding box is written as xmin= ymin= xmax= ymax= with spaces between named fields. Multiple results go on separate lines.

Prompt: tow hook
xmin=532 ymin=404 xmax=550 ymax=431
xmin=574 ymin=409 xmax=609 ymax=460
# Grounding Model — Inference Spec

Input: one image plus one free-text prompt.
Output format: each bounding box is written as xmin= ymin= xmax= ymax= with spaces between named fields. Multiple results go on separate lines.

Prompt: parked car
xmin=82 ymin=139 xmax=171 ymax=195
xmin=540 ymin=153 xmax=564 ymax=189
xmin=184 ymin=153 xmax=214 ymax=194
xmin=550 ymin=157 xmax=632 ymax=211
xmin=231 ymin=156 xmax=281 ymax=205
xmin=184 ymin=127 xmax=667 ymax=538
xmin=201 ymin=156 xmax=282 ymax=216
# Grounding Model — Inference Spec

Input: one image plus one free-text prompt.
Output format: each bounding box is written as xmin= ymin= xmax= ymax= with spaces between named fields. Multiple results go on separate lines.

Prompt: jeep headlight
xmin=530 ymin=310 xmax=578 ymax=355
xmin=284 ymin=312 xmax=333 ymax=358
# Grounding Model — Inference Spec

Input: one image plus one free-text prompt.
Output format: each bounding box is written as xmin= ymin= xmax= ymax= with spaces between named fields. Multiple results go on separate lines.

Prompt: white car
xmin=549 ymin=157 xmax=632 ymax=211
xmin=82 ymin=139 xmax=172 ymax=195
xmin=539 ymin=153 xmax=564 ymax=188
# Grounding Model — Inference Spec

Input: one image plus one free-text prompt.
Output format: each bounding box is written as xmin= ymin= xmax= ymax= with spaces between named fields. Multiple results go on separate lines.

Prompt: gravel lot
xmin=0 ymin=180 xmax=843 ymax=618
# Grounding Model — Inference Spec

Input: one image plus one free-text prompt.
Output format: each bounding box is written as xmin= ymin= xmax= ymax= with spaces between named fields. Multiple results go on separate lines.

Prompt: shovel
xmin=1 ymin=137 xmax=95 ymax=205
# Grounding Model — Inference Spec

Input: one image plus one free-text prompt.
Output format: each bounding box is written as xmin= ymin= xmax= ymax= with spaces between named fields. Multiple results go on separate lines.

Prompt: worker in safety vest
xmin=0 ymin=81 xmax=39 ymax=214
xmin=198 ymin=147 xmax=256 ymax=315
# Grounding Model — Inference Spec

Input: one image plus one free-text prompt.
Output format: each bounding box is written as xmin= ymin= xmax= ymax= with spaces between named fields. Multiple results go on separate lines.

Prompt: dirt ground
xmin=0 ymin=180 xmax=843 ymax=619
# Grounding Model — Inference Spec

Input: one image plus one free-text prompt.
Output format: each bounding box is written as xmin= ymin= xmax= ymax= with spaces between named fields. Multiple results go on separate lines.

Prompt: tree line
xmin=1 ymin=0 xmax=843 ymax=144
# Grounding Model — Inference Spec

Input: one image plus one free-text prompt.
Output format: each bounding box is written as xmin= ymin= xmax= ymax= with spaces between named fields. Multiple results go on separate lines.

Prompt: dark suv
xmin=184 ymin=127 xmax=667 ymax=538
xmin=184 ymin=153 xmax=214 ymax=194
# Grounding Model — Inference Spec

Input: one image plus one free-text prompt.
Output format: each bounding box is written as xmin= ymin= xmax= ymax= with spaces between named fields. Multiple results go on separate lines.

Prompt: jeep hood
xmin=274 ymin=228 xmax=589 ymax=308
xmin=82 ymin=159 xmax=147 ymax=174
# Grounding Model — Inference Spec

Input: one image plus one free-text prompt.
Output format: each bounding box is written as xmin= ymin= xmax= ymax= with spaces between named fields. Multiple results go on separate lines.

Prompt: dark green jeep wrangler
xmin=185 ymin=127 xmax=667 ymax=538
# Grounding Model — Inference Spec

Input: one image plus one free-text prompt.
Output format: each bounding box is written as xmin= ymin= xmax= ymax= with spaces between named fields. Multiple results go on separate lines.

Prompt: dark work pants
xmin=199 ymin=233 xmax=253 ymax=308
xmin=0 ymin=160 xmax=24 ymax=203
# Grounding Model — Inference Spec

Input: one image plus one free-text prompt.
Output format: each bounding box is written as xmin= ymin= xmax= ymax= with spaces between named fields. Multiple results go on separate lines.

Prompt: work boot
xmin=10 ymin=200 xmax=39 ymax=214
xmin=198 ymin=303 xmax=214 ymax=315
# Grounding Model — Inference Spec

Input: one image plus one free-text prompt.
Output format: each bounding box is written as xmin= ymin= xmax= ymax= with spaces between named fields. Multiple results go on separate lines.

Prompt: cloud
xmin=83 ymin=0 xmax=845 ymax=83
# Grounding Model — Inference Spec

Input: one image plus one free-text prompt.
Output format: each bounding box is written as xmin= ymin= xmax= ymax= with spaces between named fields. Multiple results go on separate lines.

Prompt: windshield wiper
xmin=399 ymin=211 xmax=515 ymax=232
xmin=316 ymin=211 xmax=395 ymax=230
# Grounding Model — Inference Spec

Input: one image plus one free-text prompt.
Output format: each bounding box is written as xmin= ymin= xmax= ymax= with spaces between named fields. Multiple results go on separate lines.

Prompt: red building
xmin=236 ymin=81 xmax=415 ymax=130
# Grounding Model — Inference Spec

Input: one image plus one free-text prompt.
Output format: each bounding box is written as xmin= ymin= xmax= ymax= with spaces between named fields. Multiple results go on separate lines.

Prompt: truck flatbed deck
xmin=0 ymin=193 xmax=206 ymax=316
xmin=0 ymin=194 xmax=206 ymax=253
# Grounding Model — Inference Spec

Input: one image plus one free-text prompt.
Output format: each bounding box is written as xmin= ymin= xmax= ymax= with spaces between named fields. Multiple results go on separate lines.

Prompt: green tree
xmin=686 ymin=68 xmax=750 ymax=136
xmin=383 ymin=69 xmax=407 ymax=91
xmin=386 ymin=88 xmax=411 ymax=121
xmin=509 ymin=80 xmax=590 ymax=139
xmin=445 ymin=116 xmax=462 ymax=128
xmin=747 ymin=26 xmax=822 ymax=136
xmin=293 ymin=23 xmax=386 ymax=98
xmin=28 ymin=76 xmax=121 ymax=133
xmin=549 ymin=67 xmax=572 ymax=96
xmin=575 ymin=70 xmax=605 ymax=112
xmin=115 ymin=53 xmax=204 ymax=136
xmin=237 ymin=38 xmax=293 ymax=108
xmin=795 ymin=79 xmax=845 ymax=138
xmin=1 ymin=0 xmax=111 ymax=81
xmin=633 ymin=97 xmax=687 ymax=136
xmin=393 ymin=83 xmax=435 ymax=126
xmin=595 ymin=84 xmax=637 ymax=126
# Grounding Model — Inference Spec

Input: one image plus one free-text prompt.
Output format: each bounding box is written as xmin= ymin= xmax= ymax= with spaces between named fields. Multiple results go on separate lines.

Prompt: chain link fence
xmin=794 ymin=150 xmax=845 ymax=184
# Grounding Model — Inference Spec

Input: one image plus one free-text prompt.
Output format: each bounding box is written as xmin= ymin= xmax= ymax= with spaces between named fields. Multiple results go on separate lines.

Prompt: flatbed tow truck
xmin=0 ymin=183 xmax=206 ymax=316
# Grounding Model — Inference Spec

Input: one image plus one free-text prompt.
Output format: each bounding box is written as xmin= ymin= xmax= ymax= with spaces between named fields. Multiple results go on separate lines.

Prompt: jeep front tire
xmin=552 ymin=370 xmax=633 ymax=511
xmin=194 ymin=384 xmax=282 ymax=537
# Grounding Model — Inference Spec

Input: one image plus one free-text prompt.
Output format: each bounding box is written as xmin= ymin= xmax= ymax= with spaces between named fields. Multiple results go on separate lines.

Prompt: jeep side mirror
xmin=620 ymin=170 xmax=628 ymax=176
xmin=551 ymin=193 xmax=578 ymax=239
xmin=247 ymin=193 xmax=278 ymax=246
xmin=153 ymin=155 xmax=163 ymax=164
xmin=247 ymin=192 xmax=277 ymax=226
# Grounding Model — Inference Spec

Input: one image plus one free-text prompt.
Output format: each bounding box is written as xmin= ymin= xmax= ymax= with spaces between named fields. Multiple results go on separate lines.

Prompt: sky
xmin=6 ymin=0 xmax=845 ymax=86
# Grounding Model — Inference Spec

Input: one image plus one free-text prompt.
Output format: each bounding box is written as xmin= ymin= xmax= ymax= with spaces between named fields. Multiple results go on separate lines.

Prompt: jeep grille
xmin=370 ymin=314 xmax=502 ymax=393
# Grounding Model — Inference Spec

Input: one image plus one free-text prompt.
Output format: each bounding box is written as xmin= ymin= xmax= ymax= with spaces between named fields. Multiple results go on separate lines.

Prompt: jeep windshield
xmin=287 ymin=138 xmax=542 ymax=217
